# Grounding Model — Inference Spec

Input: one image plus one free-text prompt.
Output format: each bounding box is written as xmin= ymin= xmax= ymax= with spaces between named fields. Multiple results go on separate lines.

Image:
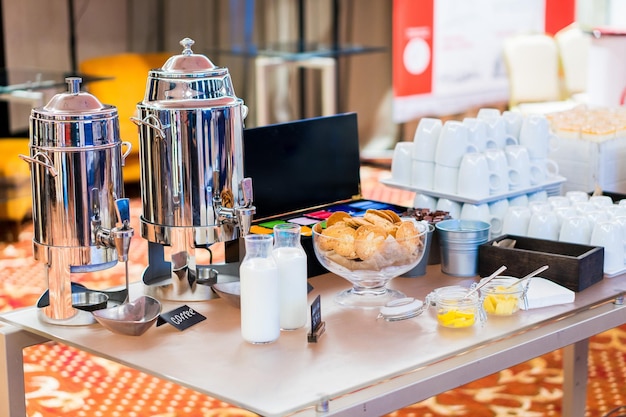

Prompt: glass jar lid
xmin=378 ymin=297 xmax=426 ymax=321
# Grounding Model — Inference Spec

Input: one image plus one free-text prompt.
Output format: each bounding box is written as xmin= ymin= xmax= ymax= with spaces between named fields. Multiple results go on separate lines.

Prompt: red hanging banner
xmin=392 ymin=0 xmax=435 ymax=98
xmin=545 ymin=0 xmax=576 ymax=35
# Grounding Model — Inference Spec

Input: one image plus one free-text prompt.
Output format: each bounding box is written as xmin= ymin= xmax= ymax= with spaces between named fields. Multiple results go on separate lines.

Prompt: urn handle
xmin=19 ymin=151 xmax=58 ymax=177
xmin=121 ymin=141 xmax=132 ymax=164
xmin=130 ymin=114 xmax=166 ymax=139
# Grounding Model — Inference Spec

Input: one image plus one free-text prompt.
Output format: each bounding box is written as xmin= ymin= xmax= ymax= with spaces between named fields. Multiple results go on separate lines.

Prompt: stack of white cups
xmin=433 ymin=121 xmax=478 ymax=195
xmin=501 ymin=190 xmax=626 ymax=274
xmin=411 ymin=118 xmax=442 ymax=190
xmin=391 ymin=109 xmax=560 ymax=199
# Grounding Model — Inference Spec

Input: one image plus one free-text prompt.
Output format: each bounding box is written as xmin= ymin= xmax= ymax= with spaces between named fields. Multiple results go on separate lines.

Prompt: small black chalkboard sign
xmin=157 ymin=305 xmax=206 ymax=331
xmin=308 ymin=295 xmax=326 ymax=343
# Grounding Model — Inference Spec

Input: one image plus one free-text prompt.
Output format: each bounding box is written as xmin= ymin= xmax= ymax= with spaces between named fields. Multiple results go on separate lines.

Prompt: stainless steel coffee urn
xmin=21 ymin=77 xmax=134 ymax=324
xmin=133 ymin=38 xmax=255 ymax=301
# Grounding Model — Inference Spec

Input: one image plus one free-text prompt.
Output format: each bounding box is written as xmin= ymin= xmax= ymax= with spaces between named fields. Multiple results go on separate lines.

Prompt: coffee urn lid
xmin=35 ymin=77 xmax=117 ymax=119
xmin=142 ymin=37 xmax=240 ymax=107
xmin=30 ymin=77 xmax=120 ymax=148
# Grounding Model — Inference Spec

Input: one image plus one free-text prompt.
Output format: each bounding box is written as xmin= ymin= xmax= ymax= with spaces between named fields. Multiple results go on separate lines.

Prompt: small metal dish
xmin=92 ymin=296 xmax=162 ymax=336
xmin=72 ymin=291 xmax=109 ymax=312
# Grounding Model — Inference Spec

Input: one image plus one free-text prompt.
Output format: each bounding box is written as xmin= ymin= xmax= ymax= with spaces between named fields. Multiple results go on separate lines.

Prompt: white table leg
xmin=0 ymin=325 xmax=49 ymax=417
xmin=562 ymin=338 xmax=590 ymax=417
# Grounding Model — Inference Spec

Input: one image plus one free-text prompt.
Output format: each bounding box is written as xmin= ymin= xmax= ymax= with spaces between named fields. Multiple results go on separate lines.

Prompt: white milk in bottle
xmin=240 ymin=235 xmax=280 ymax=344
xmin=273 ymin=223 xmax=308 ymax=330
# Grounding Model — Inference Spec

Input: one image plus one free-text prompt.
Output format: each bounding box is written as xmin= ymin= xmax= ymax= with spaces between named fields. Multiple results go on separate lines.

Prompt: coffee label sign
xmin=307 ymin=295 xmax=325 ymax=343
xmin=157 ymin=305 xmax=206 ymax=331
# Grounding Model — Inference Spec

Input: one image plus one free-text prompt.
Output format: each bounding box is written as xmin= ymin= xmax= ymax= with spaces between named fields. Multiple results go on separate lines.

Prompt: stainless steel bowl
xmin=212 ymin=281 xmax=240 ymax=309
xmin=92 ymin=296 xmax=162 ymax=336
xmin=72 ymin=291 xmax=109 ymax=312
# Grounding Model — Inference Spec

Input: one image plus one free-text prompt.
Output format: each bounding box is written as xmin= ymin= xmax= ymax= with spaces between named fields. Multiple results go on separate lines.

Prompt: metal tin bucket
xmin=436 ymin=219 xmax=491 ymax=276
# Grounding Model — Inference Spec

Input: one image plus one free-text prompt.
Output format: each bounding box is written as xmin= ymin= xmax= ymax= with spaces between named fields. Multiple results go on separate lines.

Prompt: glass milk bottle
xmin=273 ymin=223 xmax=308 ymax=330
xmin=240 ymin=235 xmax=280 ymax=344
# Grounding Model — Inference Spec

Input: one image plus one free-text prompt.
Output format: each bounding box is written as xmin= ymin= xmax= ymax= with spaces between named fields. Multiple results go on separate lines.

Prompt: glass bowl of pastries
xmin=312 ymin=209 xmax=428 ymax=308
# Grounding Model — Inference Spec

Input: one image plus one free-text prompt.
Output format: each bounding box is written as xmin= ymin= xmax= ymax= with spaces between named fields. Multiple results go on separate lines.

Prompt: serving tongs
xmin=463 ymin=265 xmax=507 ymax=299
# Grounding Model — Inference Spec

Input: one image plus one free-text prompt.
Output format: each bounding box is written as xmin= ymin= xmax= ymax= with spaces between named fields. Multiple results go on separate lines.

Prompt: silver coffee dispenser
xmin=133 ymin=38 xmax=255 ymax=301
xmin=21 ymin=77 xmax=134 ymax=324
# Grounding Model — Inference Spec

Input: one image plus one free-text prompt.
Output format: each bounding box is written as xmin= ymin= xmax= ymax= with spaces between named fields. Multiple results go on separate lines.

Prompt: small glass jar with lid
xmin=429 ymin=285 xmax=484 ymax=328
xmin=477 ymin=276 xmax=529 ymax=316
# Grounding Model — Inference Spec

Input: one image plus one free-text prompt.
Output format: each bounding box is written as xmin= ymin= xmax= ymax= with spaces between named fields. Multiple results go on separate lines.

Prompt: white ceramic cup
xmin=488 ymin=199 xmax=509 ymax=237
xmin=559 ymin=215 xmax=592 ymax=245
xmin=434 ymin=121 xmax=477 ymax=168
xmin=607 ymin=205 xmax=626 ymax=219
xmin=586 ymin=209 xmax=610 ymax=229
xmin=504 ymin=145 xmax=532 ymax=189
xmin=612 ymin=215 xmax=626 ymax=260
xmin=457 ymin=152 xmax=502 ymax=199
xmin=589 ymin=195 xmax=614 ymax=208
xmin=476 ymin=108 xmax=501 ymax=121
xmin=518 ymin=114 xmax=558 ymax=159
xmin=461 ymin=203 xmax=500 ymax=237
xmin=412 ymin=117 xmax=442 ymax=162
xmin=436 ymin=198 xmax=462 ymax=219
xmin=463 ymin=117 xmax=488 ymax=152
xmin=527 ymin=211 xmax=560 ymax=240
xmin=566 ymin=190 xmax=589 ymax=204
xmin=547 ymin=196 xmax=571 ymax=209
xmin=554 ymin=206 xmax=578 ymax=228
xmin=411 ymin=160 xmax=435 ymax=190
xmin=502 ymin=110 xmax=523 ymax=140
xmin=413 ymin=193 xmax=438 ymax=211
xmin=433 ymin=164 xmax=460 ymax=194
xmin=502 ymin=205 xmax=532 ymax=236
xmin=590 ymin=220 xmax=625 ymax=272
xmin=484 ymin=148 xmax=518 ymax=193
xmin=529 ymin=157 xmax=559 ymax=184
xmin=573 ymin=201 xmax=597 ymax=214
xmin=527 ymin=190 xmax=548 ymax=202
xmin=484 ymin=117 xmax=518 ymax=149
xmin=391 ymin=142 xmax=413 ymax=185
xmin=528 ymin=201 xmax=552 ymax=215
xmin=508 ymin=194 xmax=529 ymax=207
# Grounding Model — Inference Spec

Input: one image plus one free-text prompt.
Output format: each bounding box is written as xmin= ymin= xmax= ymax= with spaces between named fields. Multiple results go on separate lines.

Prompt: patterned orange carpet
xmin=1 ymin=166 xmax=625 ymax=417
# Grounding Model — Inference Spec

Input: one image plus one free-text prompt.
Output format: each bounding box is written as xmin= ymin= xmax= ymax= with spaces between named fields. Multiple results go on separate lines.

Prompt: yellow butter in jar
xmin=432 ymin=286 xmax=481 ymax=328
xmin=479 ymin=277 xmax=527 ymax=316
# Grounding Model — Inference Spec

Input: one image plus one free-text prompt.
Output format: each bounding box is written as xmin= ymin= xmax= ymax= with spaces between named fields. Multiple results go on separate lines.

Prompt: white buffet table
xmin=1 ymin=266 xmax=625 ymax=416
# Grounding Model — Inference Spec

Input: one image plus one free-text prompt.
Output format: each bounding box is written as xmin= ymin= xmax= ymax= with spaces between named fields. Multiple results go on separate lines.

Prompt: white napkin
xmin=521 ymin=277 xmax=575 ymax=310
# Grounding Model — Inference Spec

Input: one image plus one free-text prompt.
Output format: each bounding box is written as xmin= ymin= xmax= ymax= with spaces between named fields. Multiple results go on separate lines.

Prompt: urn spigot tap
xmin=112 ymin=198 xmax=134 ymax=263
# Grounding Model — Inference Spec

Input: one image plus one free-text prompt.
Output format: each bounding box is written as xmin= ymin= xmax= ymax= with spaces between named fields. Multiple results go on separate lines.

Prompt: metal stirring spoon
xmin=504 ymin=265 xmax=549 ymax=290
xmin=464 ymin=265 xmax=508 ymax=299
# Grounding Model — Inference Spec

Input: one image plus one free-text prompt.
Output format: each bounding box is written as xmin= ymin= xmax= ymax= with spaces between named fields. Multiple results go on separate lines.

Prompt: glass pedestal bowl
xmin=312 ymin=218 xmax=428 ymax=308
